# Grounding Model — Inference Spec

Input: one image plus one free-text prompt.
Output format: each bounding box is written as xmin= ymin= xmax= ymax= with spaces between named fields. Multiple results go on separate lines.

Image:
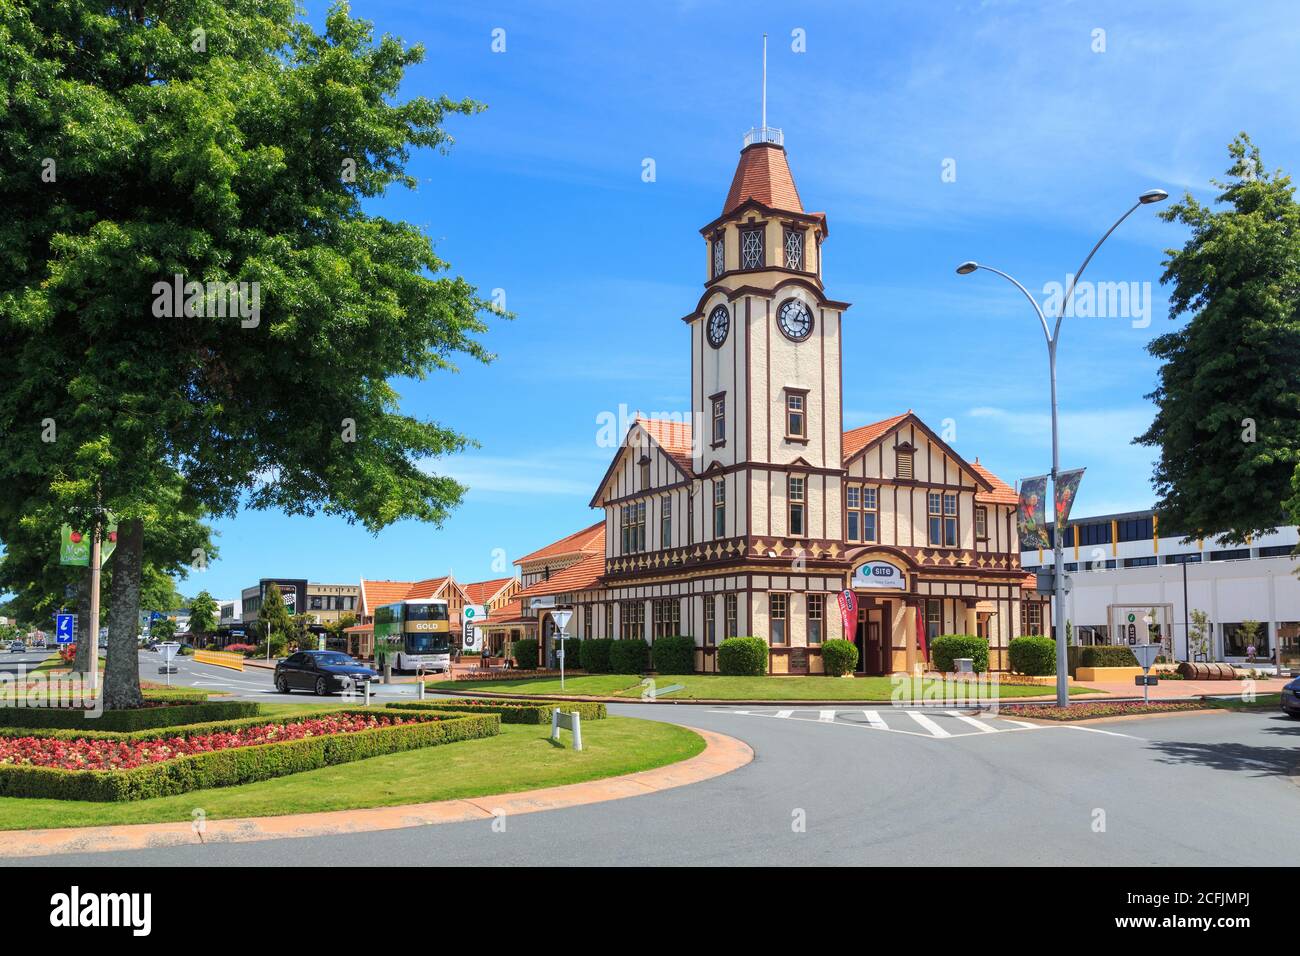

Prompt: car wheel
xmin=315 ymin=677 xmax=329 ymax=696
xmin=275 ymin=675 xmax=291 ymax=694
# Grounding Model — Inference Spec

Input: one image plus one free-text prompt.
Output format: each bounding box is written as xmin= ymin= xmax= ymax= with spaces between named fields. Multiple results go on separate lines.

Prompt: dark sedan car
xmin=274 ymin=650 xmax=379 ymax=696
xmin=1282 ymin=677 xmax=1300 ymax=718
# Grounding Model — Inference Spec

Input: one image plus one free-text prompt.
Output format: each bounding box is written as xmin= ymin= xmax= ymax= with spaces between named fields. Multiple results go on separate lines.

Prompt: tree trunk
xmin=104 ymin=517 xmax=144 ymax=710
xmin=74 ymin=568 xmax=91 ymax=672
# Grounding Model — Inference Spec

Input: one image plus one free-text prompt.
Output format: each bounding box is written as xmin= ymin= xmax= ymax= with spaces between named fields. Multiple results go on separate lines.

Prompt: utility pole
xmin=87 ymin=514 xmax=102 ymax=693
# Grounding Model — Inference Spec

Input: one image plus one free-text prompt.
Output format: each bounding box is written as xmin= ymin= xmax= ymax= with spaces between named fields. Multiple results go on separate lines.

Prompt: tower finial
xmin=743 ymin=35 xmax=782 ymax=148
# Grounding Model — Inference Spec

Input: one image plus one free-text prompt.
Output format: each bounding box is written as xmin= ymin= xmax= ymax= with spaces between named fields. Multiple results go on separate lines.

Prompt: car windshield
xmin=313 ymin=653 xmax=357 ymax=666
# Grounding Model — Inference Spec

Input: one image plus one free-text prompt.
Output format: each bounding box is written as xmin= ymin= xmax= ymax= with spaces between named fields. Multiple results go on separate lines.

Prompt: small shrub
xmin=557 ymin=637 xmax=580 ymax=667
xmin=512 ymin=638 xmax=539 ymax=669
xmin=931 ymin=634 xmax=990 ymax=673
xmin=652 ymin=635 xmax=695 ymax=674
xmin=820 ymin=639 xmax=858 ymax=677
xmin=609 ymin=639 xmax=649 ymax=674
xmin=580 ymin=638 xmax=614 ymax=673
xmin=1009 ymin=635 xmax=1056 ymax=675
xmin=1080 ymin=645 xmax=1139 ymax=668
xmin=718 ymin=637 xmax=768 ymax=676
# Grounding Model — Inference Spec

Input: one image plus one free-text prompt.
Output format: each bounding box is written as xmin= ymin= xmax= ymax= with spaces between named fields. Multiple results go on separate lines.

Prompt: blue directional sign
xmin=54 ymin=613 xmax=75 ymax=644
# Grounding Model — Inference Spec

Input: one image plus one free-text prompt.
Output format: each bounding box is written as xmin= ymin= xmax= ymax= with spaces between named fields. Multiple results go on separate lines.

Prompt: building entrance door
xmin=856 ymin=599 xmax=887 ymax=675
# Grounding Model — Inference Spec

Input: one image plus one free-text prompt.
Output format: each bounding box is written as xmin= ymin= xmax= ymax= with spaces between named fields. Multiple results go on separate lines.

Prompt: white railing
xmin=743 ymin=126 xmax=784 ymax=147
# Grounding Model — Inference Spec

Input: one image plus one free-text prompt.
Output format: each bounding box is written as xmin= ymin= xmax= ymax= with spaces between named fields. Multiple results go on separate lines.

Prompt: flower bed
xmin=448 ymin=668 xmax=579 ymax=682
xmin=0 ymin=709 xmax=498 ymax=801
xmin=390 ymin=698 xmax=606 ymax=724
xmin=1000 ymin=701 xmax=1207 ymax=721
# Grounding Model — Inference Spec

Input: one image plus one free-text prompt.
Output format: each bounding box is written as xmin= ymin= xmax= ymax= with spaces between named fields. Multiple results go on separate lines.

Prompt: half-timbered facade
xmin=514 ymin=130 xmax=1042 ymax=673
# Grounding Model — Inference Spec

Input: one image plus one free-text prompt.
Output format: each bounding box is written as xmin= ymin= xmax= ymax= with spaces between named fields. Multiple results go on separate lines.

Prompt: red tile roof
xmin=724 ymin=143 xmax=803 ymax=215
xmin=1022 ymin=574 xmax=1038 ymax=590
xmin=480 ymin=598 xmax=535 ymax=628
xmin=515 ymin=521 xmax=605 ymax=566
xmin=971 ymin=459 xmax=1020 ymax=505
xmin=636 ymin=416 xmax=694 ymax=476
xmin=842 ymin=412 xmax=910 ymax=461
xmin=516 ymin=552 xmax=605 ymax=599
xmin=462 ymin=577 xmax=517 ymax=606
xmin=405 ymin=576 xmax=452 ymax=600
xmin=360 ymin=579 xmax=415 ymax=617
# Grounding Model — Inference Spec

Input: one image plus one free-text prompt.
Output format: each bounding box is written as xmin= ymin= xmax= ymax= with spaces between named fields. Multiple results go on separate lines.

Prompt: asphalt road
xmin=14 ymin=656 xmax=1300 ymax=866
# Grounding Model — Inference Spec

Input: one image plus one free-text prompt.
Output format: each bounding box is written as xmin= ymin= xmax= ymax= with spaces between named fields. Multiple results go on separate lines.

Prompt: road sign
xmin=1132 ymin=643 xmax=1162 ymax=671
xmin=1134 ymin=675 xmax=1159 ymax=686
xmin=551 ymin=610 xmax=573 ymax=634
xmin=462 ymin=604 xmax=487 ymax=623
xmin=54 ymin=613 xmax=75 ymax=644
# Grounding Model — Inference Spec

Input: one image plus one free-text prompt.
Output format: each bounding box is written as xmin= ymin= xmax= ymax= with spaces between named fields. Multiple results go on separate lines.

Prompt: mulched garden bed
xmin=1000 ymin=701 xmax=1208 ymax=721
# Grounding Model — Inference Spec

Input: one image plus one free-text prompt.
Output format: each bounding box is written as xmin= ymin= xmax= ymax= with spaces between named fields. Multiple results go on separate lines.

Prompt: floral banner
xmin=1054 ymin=468 xmax=1086 ymax=527
xmin=1016 ymin=475 xmax=1050 ymax=550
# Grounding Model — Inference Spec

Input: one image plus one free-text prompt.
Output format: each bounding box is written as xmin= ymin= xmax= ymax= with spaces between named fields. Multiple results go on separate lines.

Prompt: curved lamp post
xmin=957 ymin=188 xmax=1167 ymax=706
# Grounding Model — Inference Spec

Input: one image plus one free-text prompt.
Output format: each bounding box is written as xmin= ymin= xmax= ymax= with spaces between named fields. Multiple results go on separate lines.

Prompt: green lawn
xmin=0 ymin=714 xmax=704 ymax=831
xmin=429 ymin=673 xmax=1101 ymax=701
xmin=1205 ymin=693 xmax=1285 ymax=711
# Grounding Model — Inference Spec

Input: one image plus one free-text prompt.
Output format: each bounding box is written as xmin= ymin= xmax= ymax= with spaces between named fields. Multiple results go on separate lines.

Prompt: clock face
xmin=777 ymin=299 xmax=814 ymax=341
xmin=707 ymin=305 xmax=730 ymax=347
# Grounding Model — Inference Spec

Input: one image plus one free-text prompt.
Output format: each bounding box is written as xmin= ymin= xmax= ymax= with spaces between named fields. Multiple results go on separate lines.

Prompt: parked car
xmin=8 ymin=641 xmax=25 ymax=654
xmin=1282 ymin=677 xmax=1300 ymax=718
xmin=274 ymin=650 xmax=379 ymax=696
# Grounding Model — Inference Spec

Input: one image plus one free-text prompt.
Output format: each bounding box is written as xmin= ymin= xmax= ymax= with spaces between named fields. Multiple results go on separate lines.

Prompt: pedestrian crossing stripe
xmin=712 ymin=707 xmax=1058 ymax=740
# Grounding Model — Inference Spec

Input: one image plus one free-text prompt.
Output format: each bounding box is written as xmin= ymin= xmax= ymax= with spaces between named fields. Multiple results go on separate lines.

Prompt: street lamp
xmin=957 ymin=189 xmax=1167 ymax=707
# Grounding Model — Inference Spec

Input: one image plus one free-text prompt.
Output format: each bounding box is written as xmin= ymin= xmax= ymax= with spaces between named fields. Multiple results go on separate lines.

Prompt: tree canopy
xmin=0 ymin=1 xmax=498 ymax=704
xmin=1137 ymin=134 xmax=1300 ymax=544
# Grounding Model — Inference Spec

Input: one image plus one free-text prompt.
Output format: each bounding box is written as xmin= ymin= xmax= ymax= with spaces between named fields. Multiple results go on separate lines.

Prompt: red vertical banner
xmin=838 ymin=589 xmax=857 ymax=640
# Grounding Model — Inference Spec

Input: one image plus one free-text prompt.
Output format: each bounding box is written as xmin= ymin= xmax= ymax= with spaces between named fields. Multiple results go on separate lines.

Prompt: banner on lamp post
xmin=1054 ymin=468 xmax=1086 ymax=527
xmin=1015 ymin=476 xmax=1050 ymax=550
xmin=59 ymin=515 xmax=117 ymax=567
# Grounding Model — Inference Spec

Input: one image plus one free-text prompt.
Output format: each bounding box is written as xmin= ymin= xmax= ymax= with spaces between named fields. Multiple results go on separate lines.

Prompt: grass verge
xmin=0 ymin=714 xmax=703 ymax=830
xmin=428 ymin=673 xmax=1101 ymax=701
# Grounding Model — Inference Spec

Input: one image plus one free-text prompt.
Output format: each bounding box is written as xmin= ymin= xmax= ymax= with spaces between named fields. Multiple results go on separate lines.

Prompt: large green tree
xmin=0 ymin=1 xmax=497 ymax=707
xmin=1137 ymin=134 xmax=1300 ymax=544
xmin=186 ymin=590 xmax=218 ymax=646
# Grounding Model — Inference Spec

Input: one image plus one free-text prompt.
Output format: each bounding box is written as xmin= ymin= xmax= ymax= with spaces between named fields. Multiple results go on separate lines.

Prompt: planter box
xmin=1075 ymin=666 xmax=1144 ymax=682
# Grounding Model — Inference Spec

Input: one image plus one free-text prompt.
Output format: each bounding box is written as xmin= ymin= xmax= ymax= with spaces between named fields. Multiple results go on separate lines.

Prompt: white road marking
xmin=818 ymin=709 xmax=836 ymax=723
xmin=862 ymin=710 xmax=888 ymax=730
xmin=1064 ymin=725 xmax=1142 ymax=740
xmin=998 ymin=719 xmax=1043 ymax=730
xmin=773 ymin=709 xmax=793 ymax=719
xmin=947 ymin=710 xmax=998 ymax=733
xmin=907 ymin=711 xmax=951 ymax=737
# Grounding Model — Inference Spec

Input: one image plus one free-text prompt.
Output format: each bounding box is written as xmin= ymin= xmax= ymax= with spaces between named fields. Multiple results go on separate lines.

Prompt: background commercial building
xmin=1023 ymin=509 xmax=1299 ymax=667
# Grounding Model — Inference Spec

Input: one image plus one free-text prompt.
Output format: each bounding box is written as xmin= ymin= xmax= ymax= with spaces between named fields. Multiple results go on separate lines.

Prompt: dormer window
xmin=783 ymin=227 xmax=805 ymax=270
xmin=740 ymin=226 xmax=764 ymax=269
xmin=712 ymin=237 xmax=725 ymax=278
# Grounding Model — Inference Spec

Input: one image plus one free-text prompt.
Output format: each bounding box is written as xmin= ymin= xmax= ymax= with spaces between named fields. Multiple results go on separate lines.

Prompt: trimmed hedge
xmin=718 ymin=637 xmax=768 ymax=676
xmin=0 ymin=710 xmax=499 ymax=802
xmin=512 ymin=638 xmax=539 ymax=669
xmin=0 ymin=706 xmax=352 ymax=744
xmin=652 ymin=635 xmax=695 ymax=675
xmin=609 ymin=638 xmax=649 ymax=674
xmin=1010 ymin=635 xmax=1056 ymax=676
xmin=1080 ymin=645 xmax=1140 ymax=668
xmin=580 ymin=638 xmax=614 ymax=673
xmin=931 ymin=634 xmax=990 ymax=674
xmin=820 ymin=639 xmax=858 ymax=677
xmin=390 ymin=699 xmax=606 ymax=724
xmin=0 ymin=700 xmax=260 ymax=732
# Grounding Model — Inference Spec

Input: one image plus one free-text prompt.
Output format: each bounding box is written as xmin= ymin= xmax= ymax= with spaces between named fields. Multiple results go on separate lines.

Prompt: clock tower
xmin=682 ymin=126 xmax=850 ymax=548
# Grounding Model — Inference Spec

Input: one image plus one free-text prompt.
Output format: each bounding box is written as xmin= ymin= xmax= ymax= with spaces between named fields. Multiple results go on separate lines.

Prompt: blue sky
xmin=186 ymin=0 xmax=1299 ymax=602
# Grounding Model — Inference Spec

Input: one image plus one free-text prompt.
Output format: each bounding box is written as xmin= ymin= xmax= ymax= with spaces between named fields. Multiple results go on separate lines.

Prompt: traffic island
xmin=0 ymin=722 xmax=747 ymax=857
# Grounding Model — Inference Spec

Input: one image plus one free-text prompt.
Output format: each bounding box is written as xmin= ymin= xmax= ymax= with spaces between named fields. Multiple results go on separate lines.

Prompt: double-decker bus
xmin=372 ymin=598 xmax=452 ymax=673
